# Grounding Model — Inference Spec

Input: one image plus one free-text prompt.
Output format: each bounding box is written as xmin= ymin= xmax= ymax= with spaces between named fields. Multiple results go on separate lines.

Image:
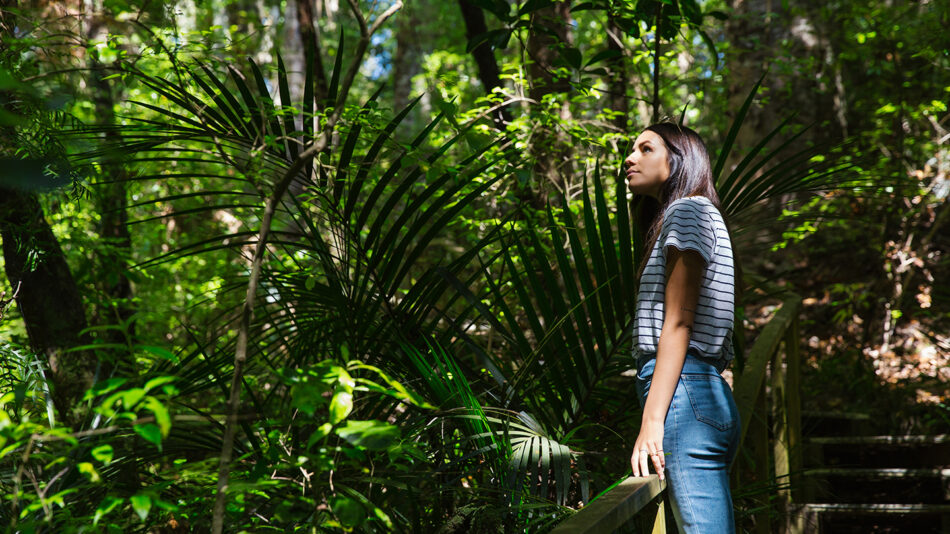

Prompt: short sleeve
xmin=660 ymin=199 xmax=715 ymax=266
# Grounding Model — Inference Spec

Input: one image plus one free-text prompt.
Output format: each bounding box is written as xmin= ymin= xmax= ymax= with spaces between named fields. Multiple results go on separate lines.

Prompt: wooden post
xmin=785 ymin=315 xmax=803 ymax=503
xmin=752 ymin=379 xmax=771 ymax=534
xmin=651 ymin=497 xmax=666 ymax=534
xmin=772 ymin=338 xmax=790 ymax=534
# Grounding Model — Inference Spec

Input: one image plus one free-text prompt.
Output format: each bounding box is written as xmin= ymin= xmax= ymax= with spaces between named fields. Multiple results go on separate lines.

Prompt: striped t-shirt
xmin=633 ymin=195 xmax=735 ymax=366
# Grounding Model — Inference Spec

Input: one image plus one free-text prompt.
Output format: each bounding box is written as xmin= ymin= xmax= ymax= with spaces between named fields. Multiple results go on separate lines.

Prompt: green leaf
xmin=93 ymin=496 xmax=123 ymax=526
xmin=329 ymin=390 xmax=353 ymax=424
xmin=134 ymin=423 xmax=163 ymax=449
xmin=91 ymin=444 xmax=114 ymax=465
xmin=290 ymin=378 xmax=332 ymax=416
xmin=307 ymin=422 xmax=334 ymax=448
xmin=559 ymin=46 xmax=583 ymax=70
xmin=519 ymin=0 xmax=555 ymax=15
xmin=466 ymin=29 xmax=511 ymax=53
xmin=144 ymin=397 xmax=172 ymax=437
xmin=584 ymin=48 xmax=622 ymax=67
xmin=84 ymin=378 xmax=127 ymax=400
xmin=139 ymin=346 xmax=180 ymax=364
xmin=143 ymin=376 xmax=177 ymax=393
xmin=118 ymin=388 xmax=146 ymax=409
xmin=78 ymin=462 xmax=101 ymax=483
xmin=335 ymin=419 xmax=401 ymax=451
xmin=130 ymin=493 xmax=151 ymax=521
xmin=329 ymin=495 xmax=366 ymax=528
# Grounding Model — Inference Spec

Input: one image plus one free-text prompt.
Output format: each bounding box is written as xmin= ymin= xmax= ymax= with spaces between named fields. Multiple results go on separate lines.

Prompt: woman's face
xmin=624 ymin=130 xmax=671 ymax=199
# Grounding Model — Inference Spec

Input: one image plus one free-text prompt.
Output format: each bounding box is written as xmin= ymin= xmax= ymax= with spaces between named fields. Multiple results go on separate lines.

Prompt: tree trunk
xmin=526 ymin=0 xmax=574 ymax=206
xmin=296 ymin=0 xmax=330 ymax=107
xmin=393 ymin=0 xmax=422 ymax=121
xmin=605 ymin=14 xmax=629 ymax=133
xmin=87 ymin=14 xmax=134 ymax=374
xmin=0 ymin=189 xmax=97 ymax=424
xmin=458 ymin=0 xmax=511 ymax=128
xmin=0 ymin=0 xmax=97 ymax=425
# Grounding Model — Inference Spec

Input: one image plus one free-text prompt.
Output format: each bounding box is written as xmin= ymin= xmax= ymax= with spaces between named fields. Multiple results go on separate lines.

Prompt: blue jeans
xmin=635 ymin=351 xmax=740 ymax=534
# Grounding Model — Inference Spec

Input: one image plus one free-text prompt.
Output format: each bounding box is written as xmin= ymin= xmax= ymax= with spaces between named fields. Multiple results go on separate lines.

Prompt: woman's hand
xmin=631 ymin=418 xmax=665 ymax=480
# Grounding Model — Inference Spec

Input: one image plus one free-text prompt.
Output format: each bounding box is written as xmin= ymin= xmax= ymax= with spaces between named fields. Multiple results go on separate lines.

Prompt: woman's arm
xmin=631 ymin=246 xmax=706 ymax=478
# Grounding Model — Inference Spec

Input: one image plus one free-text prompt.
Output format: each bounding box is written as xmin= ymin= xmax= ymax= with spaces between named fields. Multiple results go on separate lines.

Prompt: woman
xmin=624 ymin=122 xmax=742 ymax=534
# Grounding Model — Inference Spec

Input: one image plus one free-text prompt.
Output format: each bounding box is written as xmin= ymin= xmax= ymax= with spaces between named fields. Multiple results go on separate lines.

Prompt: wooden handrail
xmin=550 ymin=476 xmax=667 ymax=534
xmin=733 ymin=294 xmax=801 ymax=448
xmin=549 ymin=294 xmax=803 ymax=533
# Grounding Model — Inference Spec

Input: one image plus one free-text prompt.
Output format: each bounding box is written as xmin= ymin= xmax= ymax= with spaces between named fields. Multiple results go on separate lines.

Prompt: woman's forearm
xmin=642 ymin=323 xmax=691 ymax=423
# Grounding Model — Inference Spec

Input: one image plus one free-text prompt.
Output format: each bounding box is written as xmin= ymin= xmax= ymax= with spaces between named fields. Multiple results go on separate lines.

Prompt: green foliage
xmin=2 ymin=0 xmax=948 ymax=532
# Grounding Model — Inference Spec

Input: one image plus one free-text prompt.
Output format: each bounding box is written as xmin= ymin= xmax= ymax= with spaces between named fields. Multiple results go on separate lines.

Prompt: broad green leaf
xmin=91 ymin=444 xmax=114 ymax=465
xmin=134 ymin=423 xmax=162 ymax=449
xmin=143 ymin=376 xmax=177 ymax=393
xmin=291 ymin=378 xmax=332 ymax=416
xmin=144 ymin=397 xmax=172 ymax=437
xmin=138 ymin=346 xmax=180 ymax=364
xmin=329 ymin=390 xmax=353 ymax=424
xmin=335 ymin=419 xmax=401 ymax=451
xmin=118 ymin=388 xmax=146 ymax=409
xmin=93 ymin=496 xmax=122 ymax=525
xmin=84 ymin=378 xmax=127 ymax=400
xmin=329 ymin=495 xmax=365 ymax=528
xmin=307 ymin=423 xmax=334 ymax=448
xmin=130 ymin=493 xmax=151 ymax=521
xmin=78 ymin=462 xmax=101 ymax=483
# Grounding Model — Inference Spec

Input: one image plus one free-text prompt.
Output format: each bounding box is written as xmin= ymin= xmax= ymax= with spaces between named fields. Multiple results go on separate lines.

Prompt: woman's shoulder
xmin=664 ymin=196 xmax=714 ymax=218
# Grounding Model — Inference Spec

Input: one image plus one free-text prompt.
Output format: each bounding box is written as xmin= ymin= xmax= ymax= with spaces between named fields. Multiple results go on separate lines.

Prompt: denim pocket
xmin=681 ymin=374 xmax=736 ymax=431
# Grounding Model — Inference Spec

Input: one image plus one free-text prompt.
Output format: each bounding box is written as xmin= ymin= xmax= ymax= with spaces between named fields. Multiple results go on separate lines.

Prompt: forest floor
xmin=740 ymin=222 xmax=950 ymax=437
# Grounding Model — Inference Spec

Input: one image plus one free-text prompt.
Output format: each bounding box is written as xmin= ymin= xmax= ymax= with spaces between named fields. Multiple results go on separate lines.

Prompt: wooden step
xmin=802 ymin=467 xmax=950 ymax=504
xmin=801 ymin=410 xmax=873 ymax=437
xmin=789 ymin=503 xmax=950 ymax=534
xmin=804 ymin=434 xmax=950 ymax=469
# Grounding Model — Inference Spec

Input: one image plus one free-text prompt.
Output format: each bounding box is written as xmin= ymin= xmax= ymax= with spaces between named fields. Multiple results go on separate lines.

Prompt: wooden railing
xmin=551 ymin=293 xmax=803 ymax=533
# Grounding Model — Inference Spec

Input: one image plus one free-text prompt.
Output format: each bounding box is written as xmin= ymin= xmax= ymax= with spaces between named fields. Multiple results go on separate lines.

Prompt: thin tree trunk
xmin=296 ymin=0 xmax=330 ymax=106
xmin=526 ymin=0 xmax=573 ymax=206
xmin=87 ymin=14 xmax=134 ymax=375
xmin=605 ymin=15 xmax=629 ymax=133
xmin=458 ymin=0 xmax=511 ymax=128
xmin=393 ymin=0 xmax=421 ymax=118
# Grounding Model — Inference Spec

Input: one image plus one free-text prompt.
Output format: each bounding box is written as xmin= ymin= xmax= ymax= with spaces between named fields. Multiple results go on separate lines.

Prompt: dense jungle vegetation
xmin=0 ymin=0 xmax=948 ymax=531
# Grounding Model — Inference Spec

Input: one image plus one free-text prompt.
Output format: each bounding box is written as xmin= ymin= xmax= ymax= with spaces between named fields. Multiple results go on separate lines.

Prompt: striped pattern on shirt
xmin=633 ymin=195 xmax=735 ymax=365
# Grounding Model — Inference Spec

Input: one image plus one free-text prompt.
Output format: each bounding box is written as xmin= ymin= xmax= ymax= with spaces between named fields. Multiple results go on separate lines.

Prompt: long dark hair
xmin=631 ymin=122 xmax=744 ymax=305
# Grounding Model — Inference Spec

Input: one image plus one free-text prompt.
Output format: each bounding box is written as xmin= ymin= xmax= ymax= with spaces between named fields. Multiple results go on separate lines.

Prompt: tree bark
xmin=458 ymin=0 xmax=511 ymax=128
xmin=392 ymin=0 xmax=422 ymax=122
xmin=0 ymin=0 xmax=97 ymax=425
xmin=0 ymin=189 xmax=97 ymax=424
xmin=296 ymin=0 xmax=330 ymax=107
xmin=605 ymin=14 xmax=629 ymax=133
xmin=525 ymin=0 xmax=574 ymax=206
xmin=87 ymin=14 xmax=134 ymax=374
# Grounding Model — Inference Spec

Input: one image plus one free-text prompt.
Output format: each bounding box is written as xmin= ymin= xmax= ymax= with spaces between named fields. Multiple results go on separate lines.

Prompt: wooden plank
xmin=806 ymin=434 xmax=950 ymax=445
xmin=651 ymin=497 xmax=666 ymax=534
xmin=734 ymin=295 xmax=801 ymax=450
xmin=772 ymin=343 xmax=789 ymax=499
xmin=549 ymin=476 xmax=666 ymax=534
xmin=753 ymin=380 xmax=771 ymax=534
xmin=785 ymin=316 xmax=803 ymax=503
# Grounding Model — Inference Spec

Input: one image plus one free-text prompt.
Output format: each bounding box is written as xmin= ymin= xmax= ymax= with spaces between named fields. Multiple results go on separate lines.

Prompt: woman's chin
xmin=627 ymin=182 xmax=649 ymax=196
